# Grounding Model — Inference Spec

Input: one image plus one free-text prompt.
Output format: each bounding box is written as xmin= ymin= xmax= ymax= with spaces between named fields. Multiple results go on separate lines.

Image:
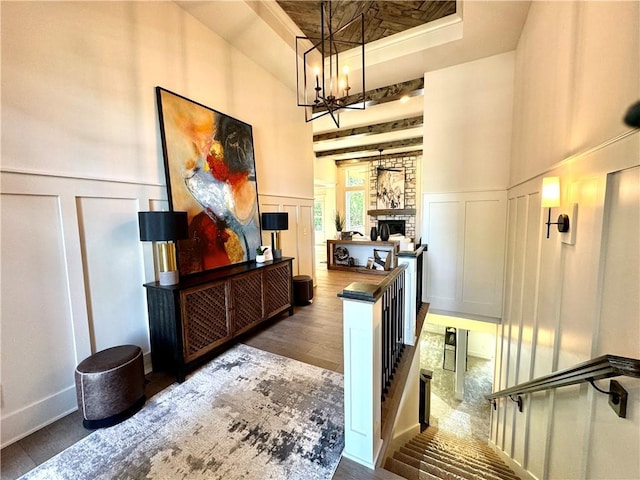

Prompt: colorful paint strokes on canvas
xmin=156 ymin=87 xmax=261 ymax=276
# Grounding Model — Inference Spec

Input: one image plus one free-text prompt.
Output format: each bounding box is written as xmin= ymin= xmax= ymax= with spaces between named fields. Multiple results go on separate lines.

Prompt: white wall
xmin=423 ymin=52 xmax=514 ymax=194
xmin=491 ymin=2 xmax=640 ymax=479
xmin=421 ymin=53 xmax=514 ymax=322
xmin=0 ymin=1 xmax=314 ymax=446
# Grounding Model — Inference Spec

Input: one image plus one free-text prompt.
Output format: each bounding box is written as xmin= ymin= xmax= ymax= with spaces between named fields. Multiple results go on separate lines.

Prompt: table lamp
xmin=138 ymin=211 xmax=189 ymax=285
xmin=261 ymin=212 xmax=288 ymax=259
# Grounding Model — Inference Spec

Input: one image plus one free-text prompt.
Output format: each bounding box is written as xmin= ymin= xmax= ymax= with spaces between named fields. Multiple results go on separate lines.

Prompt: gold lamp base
xmin=157 ymin=242 xmax=179 ymax=285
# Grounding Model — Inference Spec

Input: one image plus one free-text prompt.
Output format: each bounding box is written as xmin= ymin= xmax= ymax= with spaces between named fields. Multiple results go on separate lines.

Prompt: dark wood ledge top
xmin=338 ymin=264 xmax=408 ymax=303
xmin=398 ymin=245 xmax=427 ymax=257
xmin=143 ymin=257 xmax=294 ymax=290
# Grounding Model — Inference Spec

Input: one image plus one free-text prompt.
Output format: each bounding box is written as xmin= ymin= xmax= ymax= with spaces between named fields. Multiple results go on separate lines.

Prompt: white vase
xmin=256 ymin=254 xmax=266 ymax=263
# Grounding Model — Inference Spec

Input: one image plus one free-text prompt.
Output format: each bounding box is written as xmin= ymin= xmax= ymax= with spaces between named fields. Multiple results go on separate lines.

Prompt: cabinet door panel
xmin=265 ymin=262 xmax=292 ymax=317
xmin=181 ymin=281 xmax=230 ymax=363
xmin=230 ymin=270 xmax=264 ymax=334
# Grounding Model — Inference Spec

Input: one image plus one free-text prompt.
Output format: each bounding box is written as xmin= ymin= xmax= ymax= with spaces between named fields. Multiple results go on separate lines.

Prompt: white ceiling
xmin=177 ymin=0 xmax=532 ymax=158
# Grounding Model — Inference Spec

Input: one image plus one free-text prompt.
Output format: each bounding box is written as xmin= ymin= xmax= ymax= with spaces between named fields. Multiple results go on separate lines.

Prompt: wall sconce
xmin=261 ymin=212 xmax=288 ymax=259
xmin=138 ymin=211 xmax=188 ymax=285
xmin=541 ymin=177 xmax=570 ymax=239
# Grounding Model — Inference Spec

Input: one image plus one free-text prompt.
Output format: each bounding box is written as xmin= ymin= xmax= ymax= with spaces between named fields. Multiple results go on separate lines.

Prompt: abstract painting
xmin=376 ymin=167 xmax=405 ymax=210
xmin=156 ymin=87 xmax=261 ymax=276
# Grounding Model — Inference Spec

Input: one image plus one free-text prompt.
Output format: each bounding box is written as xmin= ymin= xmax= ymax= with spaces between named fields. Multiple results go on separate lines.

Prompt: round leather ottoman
xmin=75 ymin=345 xmax=146 ymax=429
xmin=293 ymin=275 xmax=314 ymax=305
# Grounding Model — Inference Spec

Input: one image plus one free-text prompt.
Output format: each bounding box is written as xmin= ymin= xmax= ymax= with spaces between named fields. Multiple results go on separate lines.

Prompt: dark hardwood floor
xmin=243 ymin=265 xmax=377 ymax=374
xmin=1 ymin=250 xmax=403 ymax=480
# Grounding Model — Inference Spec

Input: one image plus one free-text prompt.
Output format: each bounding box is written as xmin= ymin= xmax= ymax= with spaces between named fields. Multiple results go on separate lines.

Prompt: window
xmin=314 ymin=200 xmax=323 ymax=232
xmin=343 ymin=166 xmax=366 ymax=233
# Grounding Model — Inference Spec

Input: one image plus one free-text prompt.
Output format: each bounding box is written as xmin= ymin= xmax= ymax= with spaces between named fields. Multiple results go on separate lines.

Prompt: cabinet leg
xmin=289 ymin=306 xmax=294 ymax=316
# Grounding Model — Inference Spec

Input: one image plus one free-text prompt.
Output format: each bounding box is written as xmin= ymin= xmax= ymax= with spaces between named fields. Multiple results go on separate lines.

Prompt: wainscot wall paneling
xmin=0 ymin=192 xmax=78 ymax=447
xmin=77 ymin=197 xmax=150 ymax=353
xmin=259 ymin=195 xmax=315 ymax=281
xmin=491 ymin=134 xmax=640 ymax=480
xmin=0 ymin=171 xmax=166 ymax=447
xmin=422 ymin=190 xmax=507 ymax=320
xmin=586 ymin=166 xmax=639 ymax=478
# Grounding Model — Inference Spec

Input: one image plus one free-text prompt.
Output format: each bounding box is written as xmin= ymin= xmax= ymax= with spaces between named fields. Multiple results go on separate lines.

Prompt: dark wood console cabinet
xmin=144 ymin=257 xmax=293 ymax=382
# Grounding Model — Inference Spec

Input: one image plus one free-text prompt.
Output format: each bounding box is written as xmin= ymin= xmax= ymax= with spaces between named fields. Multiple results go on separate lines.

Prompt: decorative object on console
xmin=156 ymin=87 xmax=261 ymax=276
xmin=333 ymin=245 xmax=354 ymax=266
xmin=370 ymin=226 xmax=378 ymax=241
xmin=373 ymin=249 xmax=391 ymax=270
xmin=541 ymin=176 xmax=570 ymax=239
xmin=379 ymin=222 xmax=390 ymax=241
xmin=261 ymin=212 xmax=288 ymax=259
xmin=255 ymin=246 xmax=268 ymax=263
xmin=334 ymin=210 xmax=345 ymax=238
xmin=295 ymin=1 xmax=365 ymax=128
xmin=138 ymin=211 xmax=188 ymax=285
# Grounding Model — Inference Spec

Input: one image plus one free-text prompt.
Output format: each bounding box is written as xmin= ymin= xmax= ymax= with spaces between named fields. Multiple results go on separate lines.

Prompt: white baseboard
xmin=143 ymin=351 xmax=153 ymax=375
xmin=1 ymin=385 xmax=77 ymax=448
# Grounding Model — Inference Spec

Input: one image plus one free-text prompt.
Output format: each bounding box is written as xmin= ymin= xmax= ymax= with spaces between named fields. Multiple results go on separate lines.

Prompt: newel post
xmin=398 ymin=246 xmax=425 ymax=346
xmin=339 ymin=284 xmax=383 ymax=469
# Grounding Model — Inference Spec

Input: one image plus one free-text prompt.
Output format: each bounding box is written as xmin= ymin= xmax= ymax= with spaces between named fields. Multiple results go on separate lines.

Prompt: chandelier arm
xmin=296 ymin=1 xmax=365 ymax=128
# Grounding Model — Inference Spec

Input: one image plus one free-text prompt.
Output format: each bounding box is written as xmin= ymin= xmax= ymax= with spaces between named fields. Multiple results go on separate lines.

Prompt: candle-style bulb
xmin=342 ymin=65 xmax=350 ymax=92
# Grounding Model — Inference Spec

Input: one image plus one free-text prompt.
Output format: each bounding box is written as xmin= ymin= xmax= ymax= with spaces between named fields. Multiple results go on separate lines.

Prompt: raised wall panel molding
xmin=422 ymin=191 xmax=507 ymax=319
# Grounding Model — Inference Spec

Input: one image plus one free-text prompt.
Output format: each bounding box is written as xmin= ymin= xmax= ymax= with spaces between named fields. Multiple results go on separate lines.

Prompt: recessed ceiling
xmin=276 ymin=1 xmax=457 ymax=51
xmin=177 ymin=0 xmax=531 ymax=162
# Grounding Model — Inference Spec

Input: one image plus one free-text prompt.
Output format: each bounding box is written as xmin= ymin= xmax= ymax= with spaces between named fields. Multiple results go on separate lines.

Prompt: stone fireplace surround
xmin=367 ymin=153 xmax=419 ymax=240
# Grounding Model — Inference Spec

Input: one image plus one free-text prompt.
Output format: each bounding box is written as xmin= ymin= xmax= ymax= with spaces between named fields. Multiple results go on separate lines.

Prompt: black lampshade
xmin=138 ymin=211 xmax=189 ymax=241
xmin=261 ymin=212 xmax=288 ymax=231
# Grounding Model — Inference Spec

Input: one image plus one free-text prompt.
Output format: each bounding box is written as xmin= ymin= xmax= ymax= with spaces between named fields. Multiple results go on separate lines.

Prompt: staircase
xmin=384 ymin=428 xmax=521 ymax=480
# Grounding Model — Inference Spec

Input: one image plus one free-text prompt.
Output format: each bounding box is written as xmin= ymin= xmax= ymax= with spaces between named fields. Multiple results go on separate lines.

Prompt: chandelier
xmin=296 ymin=1 xmax=365 ymax=128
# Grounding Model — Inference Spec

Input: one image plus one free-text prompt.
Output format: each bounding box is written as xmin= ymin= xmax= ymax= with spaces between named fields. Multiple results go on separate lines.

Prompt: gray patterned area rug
xmin=21 ymin=344 xmax=344 ymax=480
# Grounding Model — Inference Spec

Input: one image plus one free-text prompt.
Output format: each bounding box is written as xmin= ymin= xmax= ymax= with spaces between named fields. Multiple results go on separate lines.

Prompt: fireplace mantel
xmin=367 ymin=209 xmax=416 ymax=216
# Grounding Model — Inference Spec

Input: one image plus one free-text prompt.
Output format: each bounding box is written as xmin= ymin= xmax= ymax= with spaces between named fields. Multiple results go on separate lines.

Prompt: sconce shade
xmin=261 ymin=212 xmax=289 ymax=231
xmin=138 ymin=211 xmax=188 ymax=241
xmin=624 ymin=100 xmax=640 ymax=127
xmin=541 ymin=177 xmax=561 ymax=208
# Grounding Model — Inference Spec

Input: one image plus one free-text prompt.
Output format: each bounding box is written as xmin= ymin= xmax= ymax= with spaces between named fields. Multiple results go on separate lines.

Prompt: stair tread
xmin=396 ymin=449 xmax=517 ymax=480
xmin=411 ymin=436 xmax=499 ymax=458
xmin=408 ymin=440 xmax=505 ymax=467
xmin=384 ymin=427 xmax=521 ymax=480
xmin=385 ymin=457 xmax=441 ymax=480
xmin=401 ymin=444 xmax=519 ymax=479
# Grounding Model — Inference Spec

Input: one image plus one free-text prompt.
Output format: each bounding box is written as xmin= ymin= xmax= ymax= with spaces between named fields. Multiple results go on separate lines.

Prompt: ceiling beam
xmin=313 ymin=115 xmax=423 ymax=142
xmin=312 ymin=77 xmax=424 ymax=114
xmin=334 ymin=148 xmax=423 ymax=166
xmin=315 ymin=136 xmax=423 ymax=158
xmin=362 ymin=77 xmax=424 ymax=108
